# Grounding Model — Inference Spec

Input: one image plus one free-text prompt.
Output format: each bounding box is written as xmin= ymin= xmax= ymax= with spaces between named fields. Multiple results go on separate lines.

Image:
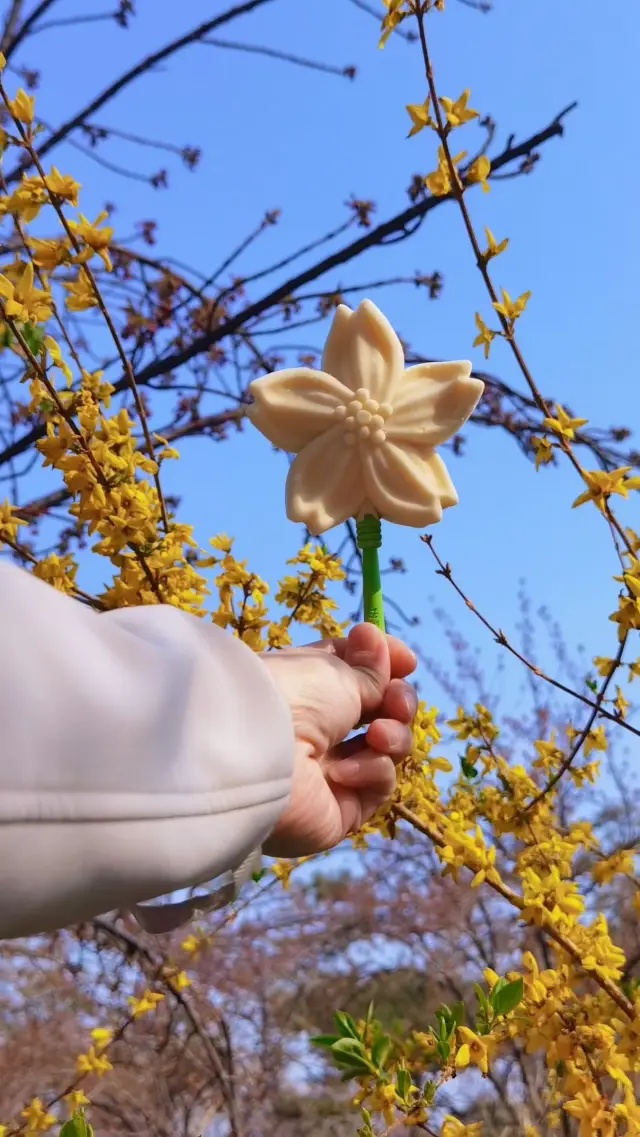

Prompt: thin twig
xmin=0 ymin=0 xmax=24 ymax=54
xmin=413 ymin=8 xmax=632 ymax=560
xmin=1 ymin=86 xmax=170 ymax=532
xmin=17 ymin=12 xmax=120 ymax=37
xmin=0 ymin=107 xmax=576 ymax=471
xmin=202 ymin=35 xmax=356 ymax=80
xmin=525 ymin=633 xmax=629 ymax=810
xmin=4 ymin=0 xmax=279 ymax=183
xmin=93 ymin=918 xmax=244 ymax=1137
xmin=421 ymin=534 xmax=640 ymax=738
xmin=0 ymin=303 xmax=163 ymax=601
xmin=393 ymin=802 xmax=635 ymax=1019
xmin=3 ymin=0 xmax=57 ymax=61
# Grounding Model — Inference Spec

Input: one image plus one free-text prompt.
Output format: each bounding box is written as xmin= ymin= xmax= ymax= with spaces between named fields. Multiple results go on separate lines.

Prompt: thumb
xmin=343 ymin=623 xmax=391 ymax=718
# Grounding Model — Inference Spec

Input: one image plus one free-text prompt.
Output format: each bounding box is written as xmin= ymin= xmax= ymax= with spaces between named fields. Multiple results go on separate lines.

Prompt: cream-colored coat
xmin=0 ymin=565 xmax=293 ymax=938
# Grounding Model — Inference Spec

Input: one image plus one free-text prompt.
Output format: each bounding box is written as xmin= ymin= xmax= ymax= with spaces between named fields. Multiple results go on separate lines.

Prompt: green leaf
xmin=586 ymin=677 xmax=598 ymax=693
xmin=251 ymin=869 xmax=266 ymax=882
xmin=60 ymin=1117 xmax=94 ymax=1137
xmin=0 ymin=325 xmax=12 ymax=348
xmin=333 ymin=1057 xmax=374 ymax=1075
xmin=435 ymin=1038 xmax=450 ymax=1062
xmin=474 ymin=983 xmax=489 ymax=1010
xmin=491 ymin=977 xmax=524 ymax=1017
xmin=330 ymin=1038 xmax=375 ymax=1074
xmin=331 ymin=1037 xmax=365 ymax=1057
xmin=340 ymin=1066 xmax=373 ymax=1081
xmin=460 ymin=755 xmax=478 ymax=779
xmin=310 ymin=1034 xmax=339 ymax=1048
xmin=365 ymin=1000 xmax=375 ymax=1025
xmin=396 ymin=1068 xmax=411 ymax=1101
xmin=423 ymin=1080 xmax=436 ymax=1105
xmin=20 ymin=322 xmax=44 ymax=356
xmin=489 ymin=976 xmax=507 ymax=1001
xmin=498 ymin=773 xmax=513 ymax=796
xmin=451 ymin=1001 xmax=465 ymax=1029
xmin=371 ymin=1034 xmax=391 ymax=1071
xmin=334 ymin=1010 xmax=360 ymax=1039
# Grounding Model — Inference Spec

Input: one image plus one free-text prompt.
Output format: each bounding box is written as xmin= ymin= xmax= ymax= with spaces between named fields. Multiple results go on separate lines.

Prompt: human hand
xmin=261 ymin=623 xmax=417 ymax=857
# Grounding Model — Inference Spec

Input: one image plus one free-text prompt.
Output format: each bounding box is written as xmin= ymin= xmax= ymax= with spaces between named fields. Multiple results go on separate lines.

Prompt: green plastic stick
xmin=355 ymin=514 xmax=385 ymax=632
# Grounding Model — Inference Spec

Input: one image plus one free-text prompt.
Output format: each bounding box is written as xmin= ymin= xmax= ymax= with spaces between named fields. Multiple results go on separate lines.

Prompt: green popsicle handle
xmin=355 ymin=514 xmax=385 ymax=633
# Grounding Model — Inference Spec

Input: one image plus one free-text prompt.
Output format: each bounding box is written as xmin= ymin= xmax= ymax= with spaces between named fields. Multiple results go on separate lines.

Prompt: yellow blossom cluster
xmin=193 ymin=536 xmax=346 ymax=651
xmin=325 ymin=684 xmax=640 ymax=1135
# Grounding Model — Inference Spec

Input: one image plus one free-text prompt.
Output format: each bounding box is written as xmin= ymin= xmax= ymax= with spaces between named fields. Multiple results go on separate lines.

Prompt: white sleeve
xmin=0 ymin=563 xmax=294 ymax=939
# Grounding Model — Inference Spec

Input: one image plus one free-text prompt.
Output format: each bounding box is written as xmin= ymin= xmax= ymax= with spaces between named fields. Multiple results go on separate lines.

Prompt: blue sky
xmin=11 ymin=0 xmax=640 ymax=733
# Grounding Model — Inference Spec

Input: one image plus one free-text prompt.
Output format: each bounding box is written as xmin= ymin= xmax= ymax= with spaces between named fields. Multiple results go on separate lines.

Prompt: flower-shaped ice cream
xmin=247 ymin=300 xmax=484 ymax=536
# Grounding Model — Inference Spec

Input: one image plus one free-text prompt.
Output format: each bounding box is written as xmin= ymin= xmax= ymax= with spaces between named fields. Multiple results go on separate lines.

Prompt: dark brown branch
xmin=92 ymin=917 xmax=243 ymax=1137
xmin=3 ymin=0 xmax=56 ymax=61
xmin=421 ymin=533 xmax=640 ymax=739
xmin=128 ymin=102 xmax=577 ymax=388
xmin=60 ymin=132 xmax=156 ymax=183
xmin=0 ymin=104 xmax=576 ymax=470
xmin=202 ymin=35 xmax=357 ymax=80
xmin=12 ymin=409 xmax=246 ymax=521
xmin=82 ymin=120 xmax=196 ymax=157
xmin=16 ymin=11 xmax=118 ymax=37
xmin=4 ymin=0 xmax=278 ymax=183
xmin=525 ymin=632 xmax=628 ymax=811
xmin=0 ymin=0 xmax=24 ymax=54
xmin=230 ymin=218 xmax=353 ymax=293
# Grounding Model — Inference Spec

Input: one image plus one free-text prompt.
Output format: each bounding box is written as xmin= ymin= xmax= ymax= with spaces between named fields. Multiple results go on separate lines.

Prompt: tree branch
xmin=4 ymin=0 xmax=278 ymax=183
xmin=202 ymin=35 xmax=356 ymax=80
xmin=0 ymin=104 xmax=576 ymax=470
xmin=129 ymin=102 xmax=577 ymax=387
xmin=0 ymin=0 xmax=24 ymax=55
xmin=3 ymin=0 xmax=57 ymax=61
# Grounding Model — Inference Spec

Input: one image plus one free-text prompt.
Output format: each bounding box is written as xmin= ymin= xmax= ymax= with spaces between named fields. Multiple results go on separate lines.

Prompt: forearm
xmin=0 ymin=564 xmax=293 ymax=938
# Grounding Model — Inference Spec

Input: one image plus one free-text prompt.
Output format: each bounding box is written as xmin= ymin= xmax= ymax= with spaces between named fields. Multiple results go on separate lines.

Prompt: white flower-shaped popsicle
xmin=247 ymin=299 xmax=484 ymax=536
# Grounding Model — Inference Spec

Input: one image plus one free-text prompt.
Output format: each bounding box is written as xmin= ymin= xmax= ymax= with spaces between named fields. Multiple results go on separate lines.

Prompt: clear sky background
xmin=11 ymin=0 xmax=640 ymax=747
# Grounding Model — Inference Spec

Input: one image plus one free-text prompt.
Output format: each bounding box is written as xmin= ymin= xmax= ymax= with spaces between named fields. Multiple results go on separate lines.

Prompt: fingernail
xmin=385 ymin=721 xmax=411 ymax=750
xmin=405 ymin=690 xmax=419 ymax=717
xmin=331 ymin=758 xmax=363 ymax=784
xmin=350 ymin=650 xmax=375 ymax=669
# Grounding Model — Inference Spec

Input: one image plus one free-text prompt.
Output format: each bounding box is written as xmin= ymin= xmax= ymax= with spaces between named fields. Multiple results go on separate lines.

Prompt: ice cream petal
xmin=405 ymin=361 xmax=473 ymax=384
xmin=421 ymin=450 xmax=459 ymax=508
xmin=247 ymin=368 xmax=352 ymax=452
xmin=321 ymin=304 xmax=355 ymax=386
xmin=386 ymin=362 xmax=483 ymax=445
xmin=341 ymin=300 xmax=404 ymax=401
xmin=362 ymin=439 xmax=459 ymax=527
xmin=286 ymin=424 xmax=366 ymax=534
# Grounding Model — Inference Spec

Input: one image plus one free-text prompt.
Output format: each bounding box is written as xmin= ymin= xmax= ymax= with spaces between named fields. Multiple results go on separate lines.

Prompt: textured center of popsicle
xmin=332 ymin=386 xmax=394 ymax=447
